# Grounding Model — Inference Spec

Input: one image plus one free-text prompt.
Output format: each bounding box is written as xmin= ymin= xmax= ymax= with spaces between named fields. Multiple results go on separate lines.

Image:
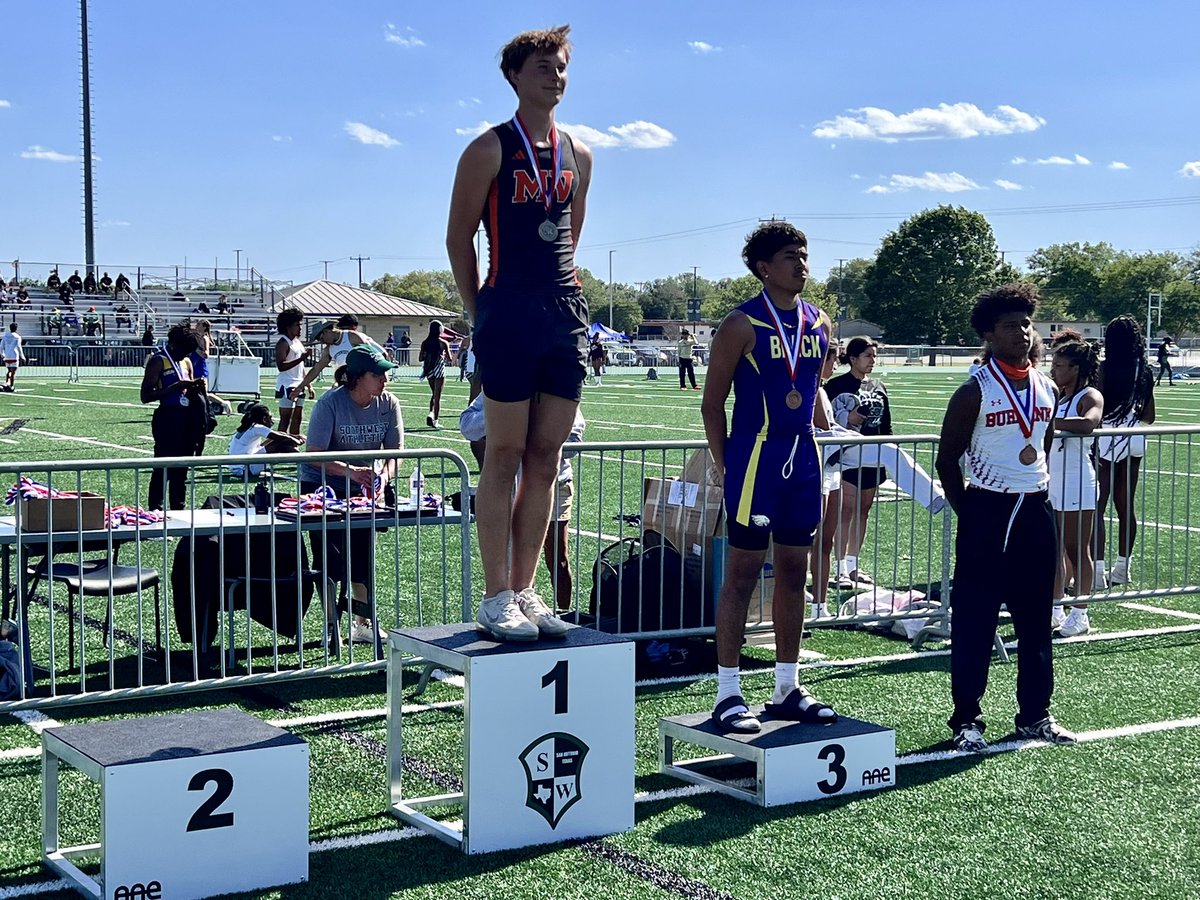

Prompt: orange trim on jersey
xmin=485 ymin=179 xmax=500 ymax=288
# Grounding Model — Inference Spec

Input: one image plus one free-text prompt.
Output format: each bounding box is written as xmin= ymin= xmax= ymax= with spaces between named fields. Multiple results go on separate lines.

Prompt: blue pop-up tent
xmin=589 ymin=322 xmax=629 ymax=342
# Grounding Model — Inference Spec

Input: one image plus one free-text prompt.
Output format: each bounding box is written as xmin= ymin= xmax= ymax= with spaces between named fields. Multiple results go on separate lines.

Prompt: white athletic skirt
xmin=1048 ymin=455 xmax=1098 ymax=512
xmin=1096 ymin=432 xmax=1146 ymax=463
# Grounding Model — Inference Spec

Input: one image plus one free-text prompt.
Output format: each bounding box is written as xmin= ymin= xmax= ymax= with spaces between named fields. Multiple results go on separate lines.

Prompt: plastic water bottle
xmin=409 ymin=468 xmax=425 ymax=508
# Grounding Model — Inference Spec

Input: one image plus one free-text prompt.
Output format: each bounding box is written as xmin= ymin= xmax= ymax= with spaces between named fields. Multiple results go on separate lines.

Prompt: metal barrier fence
xmin=0 ymin=448 xmax=471 ymax=711
xmin=2 ymin=427 xmax=1196 ymax=712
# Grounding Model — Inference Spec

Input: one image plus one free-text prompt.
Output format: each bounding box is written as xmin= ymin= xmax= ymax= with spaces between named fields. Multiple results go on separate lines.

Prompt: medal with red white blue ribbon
xmin=511 ymin=114 xmax=562 ymax=242
xmin=760 ymin=292 xmax=806 ymax=410
xmin=987 ymin=358 xmax=1038 ymax=465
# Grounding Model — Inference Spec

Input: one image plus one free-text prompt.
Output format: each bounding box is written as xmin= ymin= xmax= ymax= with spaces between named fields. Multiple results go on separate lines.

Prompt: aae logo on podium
xmin=521 ymin=732 xmax=588 ymax=828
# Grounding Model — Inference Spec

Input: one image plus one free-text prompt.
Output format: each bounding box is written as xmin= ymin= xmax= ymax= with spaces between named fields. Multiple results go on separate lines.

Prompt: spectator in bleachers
xmin=216 ymin=295 xmax=231 ymax=315
xmin=114 ymin=272 xmax=132 ymax=296
xmin=194 ymin=300 xmax=211 ymax=314
xmin=46 ymin=308 xmax=64 ymax=335
xmin=63 ymin=308 xmax=80 ymax=332
xmin=172 ymin=290 xmax=187 ymax=304
xmin=141 ymin=324 xmax=205 ymax=510
xmin=58 ymin=282 xmax=74 ymax=306
xmin=16 ymin=286 xmax=30 ymax=304
xmin=1095 ymin=315 xmax=1156 ymax=589
xmin=82 ymin=306 xmax=101 ymax=337
xmin=67 ymin=270 xmax=84 ymax=293
xmin=141 ymin=324 xmax=155 ymax=346
xmin=227 ymin=402 xmax=304 ymax=478
xmin=46 ymin=269 xmax=61 ymax=290
xmin=83 ymin=271 xmax=97 ymax=294
xmin=115 ymin=302 xmax=134 ymax=331
xmin=98 ymin=272 xmax=113 ymax=294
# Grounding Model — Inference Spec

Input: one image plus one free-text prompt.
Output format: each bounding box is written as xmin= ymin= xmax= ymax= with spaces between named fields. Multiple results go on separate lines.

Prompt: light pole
xmin=608 ymin=250 xmax=615 ymax=329
xmin=320 ymin=259 xmax=335 ymax=280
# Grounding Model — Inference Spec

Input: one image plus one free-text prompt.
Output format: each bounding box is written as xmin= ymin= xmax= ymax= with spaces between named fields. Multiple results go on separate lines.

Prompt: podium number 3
xmin=186 ymin=768 xmax=235 ymax=832
xmin=542 ymin=660 xmax=569 ymax=715
xmin=816 ymin=743 xmax=847 ymax=795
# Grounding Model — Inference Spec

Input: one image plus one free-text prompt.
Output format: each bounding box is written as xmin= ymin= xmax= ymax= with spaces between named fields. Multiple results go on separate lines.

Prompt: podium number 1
xmin=542 ymin=660 xmax=569 ymax=715
xmin=186 ymin=768 xmax=235 ymax=832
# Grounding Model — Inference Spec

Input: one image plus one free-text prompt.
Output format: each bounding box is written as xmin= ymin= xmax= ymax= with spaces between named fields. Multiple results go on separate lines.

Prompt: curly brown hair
xmin=499 ymin=26 xmax=572 ymax=91
xmin=742 ymin=221 xmax=808 ymax=279
xmin=969 ymin=282 xmax=1039 ymax=339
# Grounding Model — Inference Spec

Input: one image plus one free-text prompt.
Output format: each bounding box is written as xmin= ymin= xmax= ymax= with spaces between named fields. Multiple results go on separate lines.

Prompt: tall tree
xmin=640 ymin=278 xmax=688 ymax=320
xmin=370 ymin=270 xmax=462 ymax=313
xmin=1094 ymin=251 xmax=1185 ymax=326
xmin=703 ymin=274 xmax=761 ymax=322
xmin=862 ymin=205 xmax=1005 ymax=344
xmin=1024 ymin=242 xmax=1117 ymax=320
xmin=823 ymin=257 xmax=871 ymax=321
xmin=1160 ymin=280 xmax=1200 ymax=338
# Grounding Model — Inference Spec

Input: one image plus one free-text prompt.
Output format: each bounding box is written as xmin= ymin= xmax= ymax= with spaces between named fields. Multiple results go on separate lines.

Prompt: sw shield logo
xmin=520 ymin=732 xmax=588 ymax=829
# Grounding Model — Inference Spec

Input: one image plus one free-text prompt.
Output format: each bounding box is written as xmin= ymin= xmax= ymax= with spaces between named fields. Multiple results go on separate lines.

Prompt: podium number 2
xmin=542 ymin=660 xmax=569 ymax=715
xmin=816 ymin=743 xmax=847 ymax=795
xmin=186 ymin=768 xmax=235 ymax=832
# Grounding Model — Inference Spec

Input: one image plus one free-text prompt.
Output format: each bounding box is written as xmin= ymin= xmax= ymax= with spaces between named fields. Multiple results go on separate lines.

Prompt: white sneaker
xmin=1093 ymin=561 xmax=1109 ymax=590
xmin=1110 ymin=559 xmax=1132 ymax=585
xmin=1058 ymin=608 xmax=1090 ymax=637
xmin=1051 ymin=606 xmax=1068 ymax=630
xmin=351 ymin=620 xmax=386 ymax=644
xmin=517 ymin=588 xmax=569 ymax=638
xmin=808 ymin=601 xmax=829 ymax=620
xmin=476 ymin=590 xmax=538 ymax=641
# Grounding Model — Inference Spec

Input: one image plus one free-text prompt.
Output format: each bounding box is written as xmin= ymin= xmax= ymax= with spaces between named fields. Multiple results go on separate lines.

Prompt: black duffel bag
xmin=589 ymin=530 xmax=702 ymax=634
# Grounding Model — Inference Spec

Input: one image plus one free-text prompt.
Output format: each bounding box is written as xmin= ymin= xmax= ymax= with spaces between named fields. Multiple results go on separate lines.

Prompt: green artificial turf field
xmin=1 ymin=364 xmax=1199 ymax=899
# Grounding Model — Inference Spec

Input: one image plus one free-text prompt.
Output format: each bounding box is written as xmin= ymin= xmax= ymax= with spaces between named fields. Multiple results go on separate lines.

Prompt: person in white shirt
xmin=289 ymin=320 xmax=373 ymax=400
xmin=936 ymin=283 xmax=1076 ymax=754
xmin=273 ymin=308 xmax=310 ymax=435
xmin=227 ymin=403 xmax=304 ymax=477
xmin=0 ymin=324 xmax=26 ymax=392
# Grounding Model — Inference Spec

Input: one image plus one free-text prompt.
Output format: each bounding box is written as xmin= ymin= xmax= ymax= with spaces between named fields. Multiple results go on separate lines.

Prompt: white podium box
xmin=659 ymin=710 xmax=896 ymax=807
xmin=387 ymin=622 xmax=635 ymax=854
xmin=42 ymin=708 xmax=309 ymax=900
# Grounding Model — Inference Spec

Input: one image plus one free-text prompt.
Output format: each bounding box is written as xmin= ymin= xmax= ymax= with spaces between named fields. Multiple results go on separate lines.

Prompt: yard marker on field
xmin=11 ymin=709 xmax=62 ymax=733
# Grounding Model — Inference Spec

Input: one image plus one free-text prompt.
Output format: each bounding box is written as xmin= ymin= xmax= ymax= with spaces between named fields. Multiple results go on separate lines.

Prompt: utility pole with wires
xmin=351 ymin=255 xmax=371 ymax=288
xmin=320 ymin=259 xmax=335 ymax=280
xmin=836 ymin=258 xmax=847 ymax=333
xmin=80 ymin=0 xmax=96 ymax=277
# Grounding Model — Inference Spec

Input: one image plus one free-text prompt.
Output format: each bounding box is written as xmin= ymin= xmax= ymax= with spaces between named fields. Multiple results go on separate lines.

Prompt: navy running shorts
xmin=723 ymin=434 xmax=823 ymax=551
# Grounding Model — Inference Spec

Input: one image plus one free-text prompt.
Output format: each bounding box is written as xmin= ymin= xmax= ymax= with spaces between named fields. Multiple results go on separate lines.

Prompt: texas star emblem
xmin=520 ymin=732 xmax=589 ymax=829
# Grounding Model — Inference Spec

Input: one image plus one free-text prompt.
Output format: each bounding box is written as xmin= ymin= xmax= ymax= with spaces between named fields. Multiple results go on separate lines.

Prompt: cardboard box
xmin=20 ymin=493 xmax=107 ymax=533
xmin=712 ymin=537 xmax=776 ymax=627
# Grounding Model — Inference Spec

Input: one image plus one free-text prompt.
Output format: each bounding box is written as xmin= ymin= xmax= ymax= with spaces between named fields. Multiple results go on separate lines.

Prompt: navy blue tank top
xmin=483 ymin=121 xmax=580 ymax=292
xmin=730 ymin=295 xmax=828 ymax=440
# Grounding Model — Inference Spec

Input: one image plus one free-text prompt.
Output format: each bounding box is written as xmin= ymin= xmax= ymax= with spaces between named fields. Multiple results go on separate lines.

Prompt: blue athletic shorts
xmin=723 ymin=434 xmax=822 ymax=551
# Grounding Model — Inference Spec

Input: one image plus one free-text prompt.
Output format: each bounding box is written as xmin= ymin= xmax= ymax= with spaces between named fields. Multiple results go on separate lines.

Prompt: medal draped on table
xmin=512 ymin=114 xmax=563 ymax=242
xmin=987 ymin=358 xmax=1038 ymax=465
xmin=760 ymin=293 xmax=806 ymax=410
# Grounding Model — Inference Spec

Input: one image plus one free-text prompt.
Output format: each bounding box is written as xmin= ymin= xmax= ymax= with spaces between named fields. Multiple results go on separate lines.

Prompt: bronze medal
xmin=538 ymin=219 xmax=558 ymax=242
xmin=785 ymin=389 xmax=803 ymax=410
xmin=1019 ymin=443 xmax=1037 ymax=466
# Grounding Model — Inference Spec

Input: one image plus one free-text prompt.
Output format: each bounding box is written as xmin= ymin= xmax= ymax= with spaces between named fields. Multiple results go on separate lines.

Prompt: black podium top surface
xmin=46 ymin=708 xmax=303 ymax=767
xmin=393 ymin=621 xmax=631 ymax=659
xmin=664 ymin=710 xmax=891 ymax=749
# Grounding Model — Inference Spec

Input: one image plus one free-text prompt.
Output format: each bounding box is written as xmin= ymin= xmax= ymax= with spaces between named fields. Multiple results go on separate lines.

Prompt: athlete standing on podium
xmin=701 ymin=222 xmax=837 ymax=733
xmin=935 ymin=283 xmax=1077 ymax=753
xmin=447 ymin=25 xmax=593 ymax=641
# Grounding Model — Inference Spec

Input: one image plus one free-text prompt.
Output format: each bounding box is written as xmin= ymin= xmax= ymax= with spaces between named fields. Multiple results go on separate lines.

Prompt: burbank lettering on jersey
xmin=984 ymin=406 xmax=1053 ymax=428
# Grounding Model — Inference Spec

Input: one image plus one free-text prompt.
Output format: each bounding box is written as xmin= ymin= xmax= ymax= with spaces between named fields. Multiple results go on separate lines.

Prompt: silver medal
xmin=538 ymin=219 xmax=558 ymax=242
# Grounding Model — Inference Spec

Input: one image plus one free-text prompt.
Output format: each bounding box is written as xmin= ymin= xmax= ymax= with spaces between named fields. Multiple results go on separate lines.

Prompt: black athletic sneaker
xmin=952 ymin=723 xmax=987 ymax=753
xmin=1015 ymin=716 xmax=1077 ymax=745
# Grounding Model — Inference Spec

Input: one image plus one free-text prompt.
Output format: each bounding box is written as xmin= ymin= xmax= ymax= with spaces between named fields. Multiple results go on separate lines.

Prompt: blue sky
xmin=3 ymin=0 xmax=1198 ymax=288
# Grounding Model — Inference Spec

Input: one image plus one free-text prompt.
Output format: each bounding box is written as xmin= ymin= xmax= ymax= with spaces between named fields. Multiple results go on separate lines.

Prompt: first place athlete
xmin=701 ymin=222 xmax=837 ymax=733
xmin=935 ymin=283 xmax=1076 ymax=753
xmin=446 ymin=25 xmax=592 ymax=641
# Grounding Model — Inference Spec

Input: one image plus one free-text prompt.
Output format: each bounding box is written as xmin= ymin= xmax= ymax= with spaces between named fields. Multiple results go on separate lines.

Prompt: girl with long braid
xmin=1094 ymin=316 xmax=1156 ymax=588
xmin=1047 ymin=340 xmax=1103 ymax=636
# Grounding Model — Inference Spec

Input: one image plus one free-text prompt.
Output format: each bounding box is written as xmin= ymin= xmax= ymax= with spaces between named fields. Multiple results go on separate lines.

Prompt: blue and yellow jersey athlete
xmin=701 ymin=222 xmax=838 ymax=734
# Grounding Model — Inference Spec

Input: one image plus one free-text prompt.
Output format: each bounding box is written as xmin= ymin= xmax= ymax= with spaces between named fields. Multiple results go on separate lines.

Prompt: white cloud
xmin=344 ymin=122 xmax=399 ymax=147
xmin=559 ymin=120 xmax=676 ymax=150
xmin=1011 ymin=156 xmax=1027 ymax=165
xmin=1181 ymin=161 xmax=1200 ymax=178
xmin=99 ymin=219 xmax=130 ymax=228
xmin=849 ymin=173 xmax=862 ymax=180
xmin=688 ymin=41 xmax=721 ymax=54
xmin=20 ymin=145 xmax=77 ymax=163
xmin=271 ymin=134 xmax=292 ymax=143
xmin=1108 ymin=161 xmax=1129 ymax=170
xmin=455 ymin=120 xmax=496 ymax=137
xmin=384 ymin=24 xmax=424 ymax=47
xmin=994 ymin=179 xmax=1024 ymax=191
xmin=0 ymin=100 xmax=10 ymax=108
xmin=866 ymin=171 xmax=982 ymax=194
xmin=1033 ymin=153 xmax=1091 ymax=166
xmin=813 ymin=102 xmax=1044 ymax=142
xmin=457 ymin=98 xmax=482 ymax=108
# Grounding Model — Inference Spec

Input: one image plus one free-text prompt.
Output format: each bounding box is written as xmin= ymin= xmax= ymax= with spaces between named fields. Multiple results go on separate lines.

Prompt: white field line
xmin=8 ymin=715 xmax=1200 ymax=899
xmin=21 ymin=428 xmax=150 ymax=455
xmin=0 ymin=747 xmax=39 ymax=760
xmin=1120 ymin=602 xmax=1200 ymax=621
xmin=10 ymin=392 xmax=143 ymax=409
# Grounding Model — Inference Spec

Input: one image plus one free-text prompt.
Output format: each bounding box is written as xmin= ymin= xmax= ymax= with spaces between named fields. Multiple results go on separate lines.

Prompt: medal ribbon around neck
xmin=760 ymin=292 xmax=805 ymax=388
xmin=512 ymin=114 xmax=562 ymax=220
xmin=987 ymin=358 xmax=1035 ymax=439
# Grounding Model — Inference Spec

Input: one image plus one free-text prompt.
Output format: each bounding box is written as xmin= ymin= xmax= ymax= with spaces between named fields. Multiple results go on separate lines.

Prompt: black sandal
xmin=711 ymin=695 xmax=761 ymax=734
xmin=764 ymin=687 xmax=837 ymax=724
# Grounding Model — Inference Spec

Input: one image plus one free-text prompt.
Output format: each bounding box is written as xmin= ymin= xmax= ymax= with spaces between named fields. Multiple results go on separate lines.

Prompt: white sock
xmin=844 ymin=555 xmax=858 ymax=575
xmin=773 ymin=662 xmax=798 ymax=702
xmin=1117 ymin=555 xmax=1131 ymax=570
xmin=1095 ymin=559 xmax=1107 ymax=574
xmin=716 ymin=666 xmax=742 ymax=705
